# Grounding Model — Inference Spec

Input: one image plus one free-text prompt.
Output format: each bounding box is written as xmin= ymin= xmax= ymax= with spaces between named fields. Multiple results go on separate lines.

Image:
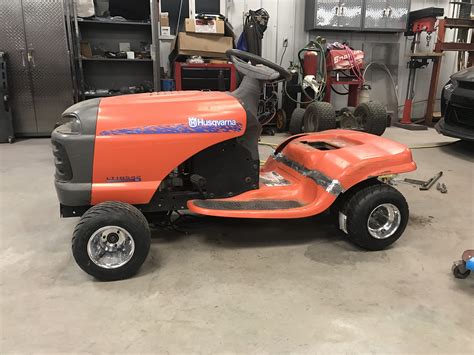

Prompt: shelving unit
xmin=77 ymin=18 xmax=152 ymax=26
xmin=68 ymin=0 xmax=161 ymax=101
xmin=81 ymin=57 xmax=153 ymax=62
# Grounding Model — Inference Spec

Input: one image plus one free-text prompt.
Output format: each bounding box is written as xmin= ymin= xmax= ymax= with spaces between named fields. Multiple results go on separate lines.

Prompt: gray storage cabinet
xmin=305 ymin=0 xmax=364 ymax=31
xmin=0 ymin=0 xmax=73 ymax=136
xmin=305 ymin=0 xmax=409 ymax=32
xmin=363 ymin=0 xmax=410 ymax=31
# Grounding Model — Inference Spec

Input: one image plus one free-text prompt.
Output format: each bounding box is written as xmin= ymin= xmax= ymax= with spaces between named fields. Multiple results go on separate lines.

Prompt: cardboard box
xmin=80 ymin=41 xmax=92 ymax=58
xmin=161 ymin=26 xmax=171 ymax=36
xmin=177 ymin=32 xmax=232 ymax=57
xmin=185 ymin=18 xmax=225 ymax=35
xmin=160 ymin=12 xmax=169 ymax=27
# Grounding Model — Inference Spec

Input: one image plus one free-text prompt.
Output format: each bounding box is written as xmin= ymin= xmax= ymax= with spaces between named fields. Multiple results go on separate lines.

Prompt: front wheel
xmin=338 ymin=184 xmax=409 ymax=250
xmin=72 ymin=201 xmax=151 ymax=281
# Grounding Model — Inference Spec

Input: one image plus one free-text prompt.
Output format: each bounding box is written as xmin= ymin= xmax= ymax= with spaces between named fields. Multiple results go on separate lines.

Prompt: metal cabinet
xmin=363 ymin=0 xmax=410 ymax=32
xmin=305 ymin=0 xmax=409 ymax=32
xmin=305 ymin=0 xmax=364 ymax=31
xmin=0 ymin=0 xmax=73 ymax=136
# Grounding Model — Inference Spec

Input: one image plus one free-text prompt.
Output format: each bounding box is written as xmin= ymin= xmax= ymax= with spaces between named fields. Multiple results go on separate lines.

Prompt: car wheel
xmin=72 ymin=201 xmax=151 ymax=281
xmin=339 ymin=183 xmax=409 ymax=250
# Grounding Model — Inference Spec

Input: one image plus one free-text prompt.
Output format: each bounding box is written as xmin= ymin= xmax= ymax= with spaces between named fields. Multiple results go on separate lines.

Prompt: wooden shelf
xmin=78 ymin=18 xmax=151 ymax=26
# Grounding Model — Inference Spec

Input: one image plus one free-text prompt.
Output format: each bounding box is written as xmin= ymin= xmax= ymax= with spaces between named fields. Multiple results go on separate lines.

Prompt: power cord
xmin=279 ymin=38 xmax=288 ymax=66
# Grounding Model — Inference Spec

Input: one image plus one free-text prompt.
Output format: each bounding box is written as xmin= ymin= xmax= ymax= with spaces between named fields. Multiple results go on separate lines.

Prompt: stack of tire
xmin=288 ymin=101 xmax=388 ymax=136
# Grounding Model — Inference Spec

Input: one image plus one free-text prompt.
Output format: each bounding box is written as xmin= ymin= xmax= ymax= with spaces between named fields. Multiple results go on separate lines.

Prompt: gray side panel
xmin=0 ymin=0 xmax=37 ymax=135
xmin=62 ymin=98 xmax=100 ymax=135
xmin=23 ymin=0 xmax=73 ymax=135
xmin=304 ymin=0 xmax=316 ymax=31
xmin=52 ymin=99 xmax=100 ymax=206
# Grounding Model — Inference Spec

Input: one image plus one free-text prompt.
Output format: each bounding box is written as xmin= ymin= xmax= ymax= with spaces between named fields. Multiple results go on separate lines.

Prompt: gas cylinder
xmin=303 ymin=50 xmax=318 ymax=77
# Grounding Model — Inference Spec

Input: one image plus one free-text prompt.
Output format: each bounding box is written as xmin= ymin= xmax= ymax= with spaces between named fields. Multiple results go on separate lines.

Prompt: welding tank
xmin=303 ymin=50 xmax=319 ymax=76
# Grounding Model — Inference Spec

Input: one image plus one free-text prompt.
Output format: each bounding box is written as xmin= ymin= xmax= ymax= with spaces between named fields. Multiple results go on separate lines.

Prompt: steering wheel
xmin=226 ymin=49 xmax=292 ymax=82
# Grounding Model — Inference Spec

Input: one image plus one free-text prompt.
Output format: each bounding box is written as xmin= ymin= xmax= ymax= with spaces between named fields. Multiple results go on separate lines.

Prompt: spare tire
xmin=289 ymin=108 xmax=305 ymax=135
xmin=275 ymin=109 xmax=288 ymax=132
xmin=355 ymin=102 xmax=387 ymax=136
xmin=303 ymin=102 xmax=337 ymax=132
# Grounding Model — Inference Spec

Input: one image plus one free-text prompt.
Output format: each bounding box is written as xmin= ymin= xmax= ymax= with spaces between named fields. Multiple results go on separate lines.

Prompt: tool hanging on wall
xmin=238 ymin=8 xmax=269 ymax=57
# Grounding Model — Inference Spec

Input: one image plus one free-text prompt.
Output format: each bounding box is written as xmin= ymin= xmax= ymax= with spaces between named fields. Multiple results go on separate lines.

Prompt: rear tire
xmin=339 ymin=184 xmax=409 ymax=251
xmin=355 ymin=102 xmax=387 ymax=136
xmin=72 ymin=201 xmax=151 ymax=281
xmin=275 ymin=109 xmax=288 ymax=132
xmin=303 ymin=102 xmax=337 ymax=133
xmin=289 ymin=108 xmax=305 ymax=135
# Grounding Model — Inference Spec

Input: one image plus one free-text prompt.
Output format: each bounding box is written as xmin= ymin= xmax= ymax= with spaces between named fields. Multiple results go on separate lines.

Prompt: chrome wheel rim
xmin=367 ymin=203 xmax=401 ymax=240
xmin=87 ymin=226 xmax=135 ymax=269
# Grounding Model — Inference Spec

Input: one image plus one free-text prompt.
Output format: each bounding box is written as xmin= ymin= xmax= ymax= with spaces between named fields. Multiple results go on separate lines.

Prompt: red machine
xmin=174 ymin=62 xmax=237 ymax=91
xmin=324 ymin=45 xmax=365 ymax=107
xmin=396 ymin=7 xmax=445 ymax=130
xmin=52 ymin=50 xmax=416 ymax=280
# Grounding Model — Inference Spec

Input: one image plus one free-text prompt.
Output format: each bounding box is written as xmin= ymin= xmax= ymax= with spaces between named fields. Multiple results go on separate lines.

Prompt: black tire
xmin=355 ymin=102 xmax=387 ymax=136
xmin=339 ymin=183 xmax=409 ymax=251
xmin=289 ymin=108 xmax=305 ymax=135
xmin=72 ymin=201 xmax=151 ymax=281
xmin=452 ymin=262 xmax=471 ymax=279
xmin=275 ymin=109 xmax=288 ymax=132
xmin=303 ymin=102 xmax=337 ymax=132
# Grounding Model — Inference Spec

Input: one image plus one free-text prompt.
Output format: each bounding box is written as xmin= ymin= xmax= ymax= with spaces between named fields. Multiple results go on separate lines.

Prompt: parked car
xmin=436 ymin=66 xmax=474 ymax=141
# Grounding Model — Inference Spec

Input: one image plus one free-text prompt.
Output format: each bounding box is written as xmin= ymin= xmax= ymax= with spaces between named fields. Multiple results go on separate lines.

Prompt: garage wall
xmin=225 ymin=0 xmax=460 ymax=118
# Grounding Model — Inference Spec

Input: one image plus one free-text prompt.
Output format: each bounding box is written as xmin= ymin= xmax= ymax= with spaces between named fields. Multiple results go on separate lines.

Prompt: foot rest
xmin=192 ymin=199 xmax=302 ymax=211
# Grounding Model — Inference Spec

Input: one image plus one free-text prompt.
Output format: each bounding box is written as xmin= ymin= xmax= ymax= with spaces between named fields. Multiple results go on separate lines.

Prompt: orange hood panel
xmin=91 ymin=91 xmax=246 ymax=205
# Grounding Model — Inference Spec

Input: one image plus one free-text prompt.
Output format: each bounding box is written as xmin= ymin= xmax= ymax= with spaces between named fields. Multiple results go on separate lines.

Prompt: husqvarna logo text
xmin=188 ymin=117 xmax=237 ymax=128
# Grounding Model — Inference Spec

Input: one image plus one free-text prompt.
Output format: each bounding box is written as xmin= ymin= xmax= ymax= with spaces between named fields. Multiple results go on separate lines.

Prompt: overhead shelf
xmin=81 ymin=57 xmax=152 ymax=62
xmin=77 ymin=18 xmax=151 ymax=26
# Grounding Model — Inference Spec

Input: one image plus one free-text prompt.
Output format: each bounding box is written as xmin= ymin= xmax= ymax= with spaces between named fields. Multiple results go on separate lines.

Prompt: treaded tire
xmin=355 ymin=102 xmax=387 ymax=136
xmin=289 ymin=108 xmax=305 ymax=135
xmin=340 ymin=184 xmax=409 ymax=251
xmin=72 ymin=201 xmax=151 ymax=281
xmin=275 ymin=109 xmax=288 ymax=132
xmin=303 ymin=102 xmax=337 ymax=132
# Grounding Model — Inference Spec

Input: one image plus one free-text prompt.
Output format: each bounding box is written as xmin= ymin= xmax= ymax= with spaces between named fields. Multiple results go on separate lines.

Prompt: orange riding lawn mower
xmin=52 ymin=50 xmax=416 ymax=281
xmin=274 ymin=39 xmax=389 ymax=137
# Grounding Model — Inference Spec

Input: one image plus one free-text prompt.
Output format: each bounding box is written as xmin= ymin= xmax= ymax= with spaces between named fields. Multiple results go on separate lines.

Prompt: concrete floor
xmin=0 ymin=128 xmax=473 ymax=353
